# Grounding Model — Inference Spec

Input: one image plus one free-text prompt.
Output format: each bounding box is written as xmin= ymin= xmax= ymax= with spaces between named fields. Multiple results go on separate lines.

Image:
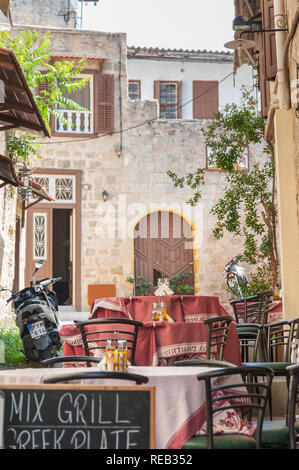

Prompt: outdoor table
xmin=60 ymin=295 xmax=242 ymax=366
xmin=0 ymin=365 xmax=253 ymax=449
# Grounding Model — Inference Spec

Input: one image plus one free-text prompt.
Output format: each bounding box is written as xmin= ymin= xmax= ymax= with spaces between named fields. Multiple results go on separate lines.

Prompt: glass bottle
xmin=106 ymin=339 xmax=116 ymax=371
xmin=159 ymin=301 xmax=168 ymax=321
xmin=117 ymin=339 xmax=128 ymax=372
xmin=152 ymin=302 xmax=160 ymax=322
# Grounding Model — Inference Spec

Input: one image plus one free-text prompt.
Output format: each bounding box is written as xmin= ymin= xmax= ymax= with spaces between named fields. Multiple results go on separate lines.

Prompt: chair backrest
xmin=174 ymin=359 xmax=237 ymax=368
xmin=76 ymin=318 xmax=143 ymax=365
xmin=286 ymin=364 xmax=299 ymax=448
xmin=288 ymin=318 xmax=299 ymax=363
xmin=197 ymin=366 xmax=274 ymax=449
xmin=236 ymin=323 xmax=264 ymax=362
xmin=265 ymin=321 xmax=291 ymax=362
xmin=203 ymin=315 xmax=233 ymax=361
xmin=43 ymin=371 xmax=149 ymax=385
xmin=230 ymin=291 xmax=273 ymax=325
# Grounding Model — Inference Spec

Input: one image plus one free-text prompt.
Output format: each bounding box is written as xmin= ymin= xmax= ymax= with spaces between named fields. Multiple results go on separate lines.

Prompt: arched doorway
xmin=134 ymin=211 xmax=194 ymax=294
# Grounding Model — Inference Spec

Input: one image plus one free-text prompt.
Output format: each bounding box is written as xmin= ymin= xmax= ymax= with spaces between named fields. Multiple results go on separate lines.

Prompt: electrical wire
xmin=35 ymin=70 xmax=234 ymax=145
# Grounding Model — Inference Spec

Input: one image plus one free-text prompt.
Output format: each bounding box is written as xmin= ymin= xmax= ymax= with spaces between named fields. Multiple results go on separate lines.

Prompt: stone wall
xmin=7 ymin=25 xmax=268 ymax=312
xmin=9 ymin=0 xmax=78 ymax=28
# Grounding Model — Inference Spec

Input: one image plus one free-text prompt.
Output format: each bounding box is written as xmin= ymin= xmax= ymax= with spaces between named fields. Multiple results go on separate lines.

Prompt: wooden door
xmin=25 ymin=207 xmax=53 ymax=285
xmin=134 ymin=211 xmax=194 ymax=289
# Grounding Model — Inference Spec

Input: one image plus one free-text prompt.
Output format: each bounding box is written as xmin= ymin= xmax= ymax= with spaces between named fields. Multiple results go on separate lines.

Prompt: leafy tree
xmin=168 ymin=89 xmax=279 ymax=293
xmin=0 ymin=29 xmax=89 ymax=162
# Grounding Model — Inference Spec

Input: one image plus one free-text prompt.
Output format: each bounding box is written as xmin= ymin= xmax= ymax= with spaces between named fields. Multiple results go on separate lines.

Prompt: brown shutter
xmin=262 ymin=0 xmax=277 ymax=79
xmin=177 ymin=81 xmax=182 ymax=119
xmin=153 ymin=80 xmax=161 ymax=116
xmin=193 ymin=81 xmax=219 ymax=119
xmin=36 ymin=75 xmax=54 ymax=132
xmin=94 ymin=73 xmax=114 ymax=134
xmin=259 ymin=49 xmax=272 ymax=118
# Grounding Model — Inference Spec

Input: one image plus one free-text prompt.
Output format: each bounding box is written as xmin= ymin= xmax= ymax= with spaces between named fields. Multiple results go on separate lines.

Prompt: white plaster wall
xmin=127 ymin=58 xmax=254 ymax=119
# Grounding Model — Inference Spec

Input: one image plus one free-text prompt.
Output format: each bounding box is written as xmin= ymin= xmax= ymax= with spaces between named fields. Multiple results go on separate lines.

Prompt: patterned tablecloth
xmin=0 ymin=365 xmax=254 ymax=449
xmin=60 ymin=295 xmax=242 ymax=367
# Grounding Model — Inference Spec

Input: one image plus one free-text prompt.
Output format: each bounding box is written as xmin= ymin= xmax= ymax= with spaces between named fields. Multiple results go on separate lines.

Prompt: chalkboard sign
xmin=0 ymin=385 xmax=155 ymax=449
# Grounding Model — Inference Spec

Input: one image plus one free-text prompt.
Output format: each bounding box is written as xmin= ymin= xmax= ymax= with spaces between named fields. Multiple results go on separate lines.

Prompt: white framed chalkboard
xmin=0 ymin=385 xmax=155 ymax=449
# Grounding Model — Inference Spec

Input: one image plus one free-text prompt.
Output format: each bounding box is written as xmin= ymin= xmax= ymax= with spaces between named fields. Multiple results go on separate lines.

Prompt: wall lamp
xmin=233 ymin=14 xmax=288 ymax=37
xmin=102 ymin=190 xmax=108 ymax=202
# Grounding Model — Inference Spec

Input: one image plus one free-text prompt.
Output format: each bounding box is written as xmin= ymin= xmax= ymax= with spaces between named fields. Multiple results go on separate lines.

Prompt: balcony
xmin=55 ymin=109 xmax=93 ymax=134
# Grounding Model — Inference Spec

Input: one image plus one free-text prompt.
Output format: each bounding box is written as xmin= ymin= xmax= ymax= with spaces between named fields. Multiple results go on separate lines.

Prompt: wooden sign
xmin=0 ymin=385 xmax=155 ymax=449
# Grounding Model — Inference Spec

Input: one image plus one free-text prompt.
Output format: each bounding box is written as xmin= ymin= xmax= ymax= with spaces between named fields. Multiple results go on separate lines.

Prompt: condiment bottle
xmin=106 ymin=339 xmax=116 ymax=371
xmin=117 ymin=339 xmax=128 ymax=372
xmin=152 ymin=302 xmax=160 ymax=322
xmin=159 ymin=301 xmax=168 ymax=321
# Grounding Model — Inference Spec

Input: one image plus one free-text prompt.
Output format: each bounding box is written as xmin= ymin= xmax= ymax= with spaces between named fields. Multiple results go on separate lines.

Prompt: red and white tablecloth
xmin=0 ymin=366 xmax=254 ymax=449
xmin=60 ymin=295 xmax=242 ymax=367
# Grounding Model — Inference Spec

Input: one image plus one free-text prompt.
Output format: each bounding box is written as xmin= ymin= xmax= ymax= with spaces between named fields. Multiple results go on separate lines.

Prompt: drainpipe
xmin=273 ymin=0 xmax=289 ymax=109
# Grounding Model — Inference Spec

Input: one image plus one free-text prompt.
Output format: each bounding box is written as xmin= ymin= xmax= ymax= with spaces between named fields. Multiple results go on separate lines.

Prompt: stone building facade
xmin=4 ymin=22 xmax=260 ymax=314
xmin=0 ymin=0 xmax=266 ymax=318
xmin=232 ymin=0 xmax=299 ymax=320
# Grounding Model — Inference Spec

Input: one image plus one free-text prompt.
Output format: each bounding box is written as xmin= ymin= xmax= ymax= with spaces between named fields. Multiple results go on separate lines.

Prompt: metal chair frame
xmin=203 ymin=315 xmax=233 ymax=361
xmin=286 ymin=364 xmax=299 ymax=449
xmin=76 ymin=317 xmax=143 ymax=366
xmin=43 ymin=370 xmax=149 ymax=385
xmin=196 ymin=366 xmax=274 ymax=449
xmin=230 ymin=291 xmax=273 ymax=325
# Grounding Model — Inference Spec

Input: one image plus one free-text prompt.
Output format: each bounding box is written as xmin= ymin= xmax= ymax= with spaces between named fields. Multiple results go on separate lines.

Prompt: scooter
xmin=1 ymin=261 xmax=63 ymax=362
xmin=224 ymin=254 xmax=248 ymax=298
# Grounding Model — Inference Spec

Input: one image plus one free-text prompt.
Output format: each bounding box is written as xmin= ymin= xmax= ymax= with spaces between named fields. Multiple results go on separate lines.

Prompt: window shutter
xmin=177 ymin=81 xmax=182 ymax=119
xmin=259 ymin=49 xmax=272 ymax=118
xmin=36 ymin=75 xmax=54 ymax=132
xmin=262 ymin=0 xmax=277 ymax=79
xmin=94 ymin=73 xmax=114 ymax=134
xmin=193 ymin=81 xmax=219 ymax=119
xmin=153 ymin=80 xmax=161 ymax=115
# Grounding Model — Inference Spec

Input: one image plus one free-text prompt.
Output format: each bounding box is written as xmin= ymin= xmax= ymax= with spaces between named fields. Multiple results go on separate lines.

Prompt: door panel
xmin=25 ymin=207 xmax=53 ymax=285
xmin=134 ymin=212 xmax=194 ymax=289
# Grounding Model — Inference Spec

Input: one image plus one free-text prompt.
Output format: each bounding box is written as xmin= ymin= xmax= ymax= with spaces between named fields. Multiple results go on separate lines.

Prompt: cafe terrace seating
xmin=182 ymin=366 xmax=274 ymax=449
xmin=75 ymin=318 xmax=143 ymax=365
xmin=243 ymin=317 xmax=299 ymax=420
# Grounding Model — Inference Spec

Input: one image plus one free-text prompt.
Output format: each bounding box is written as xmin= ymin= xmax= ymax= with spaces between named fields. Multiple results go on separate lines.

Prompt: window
xmin=30 ymin=174 xmax=76 ymax=203
xmin=154 ymin=81 xmax=182 ymax=119
xmin=206 ymin=146 xmax=249 ymax=172
xmin=55 ymin=74 xmax=93 ymax=134
xmin=128 ymin=80 xmax=141 ymax=100
xmin=193 ymin=81 xmax=219 ymax=119
xmin=37 ymin=69 xmax=114 ymax=135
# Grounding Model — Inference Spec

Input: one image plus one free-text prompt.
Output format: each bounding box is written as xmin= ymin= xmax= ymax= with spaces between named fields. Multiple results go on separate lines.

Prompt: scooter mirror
xmin=35 ymin=260 xmax=45 ymax=270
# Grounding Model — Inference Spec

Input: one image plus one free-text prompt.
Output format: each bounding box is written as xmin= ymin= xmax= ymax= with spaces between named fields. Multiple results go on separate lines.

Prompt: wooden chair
xmin=76 ymin=318 xmax=143 ymax=366
xmin=43 ymin=370 xmax=149 ymax=385
xmin=182 ymin=366 xmax=274 ymax=449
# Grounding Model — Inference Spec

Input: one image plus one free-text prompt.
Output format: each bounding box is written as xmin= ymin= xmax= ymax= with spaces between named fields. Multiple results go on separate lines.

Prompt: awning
xmin=0 ymin=47 xmax=50 ymax=137
xmin=0 ymin=154 xmax=54 ymax=204
xmin=0 ymin=0 xmax=12 ymax=26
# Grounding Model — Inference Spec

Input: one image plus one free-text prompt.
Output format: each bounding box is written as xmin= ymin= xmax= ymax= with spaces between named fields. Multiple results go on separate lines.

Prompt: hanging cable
xmin=34 ymin=70 xmax=234 ymax=146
